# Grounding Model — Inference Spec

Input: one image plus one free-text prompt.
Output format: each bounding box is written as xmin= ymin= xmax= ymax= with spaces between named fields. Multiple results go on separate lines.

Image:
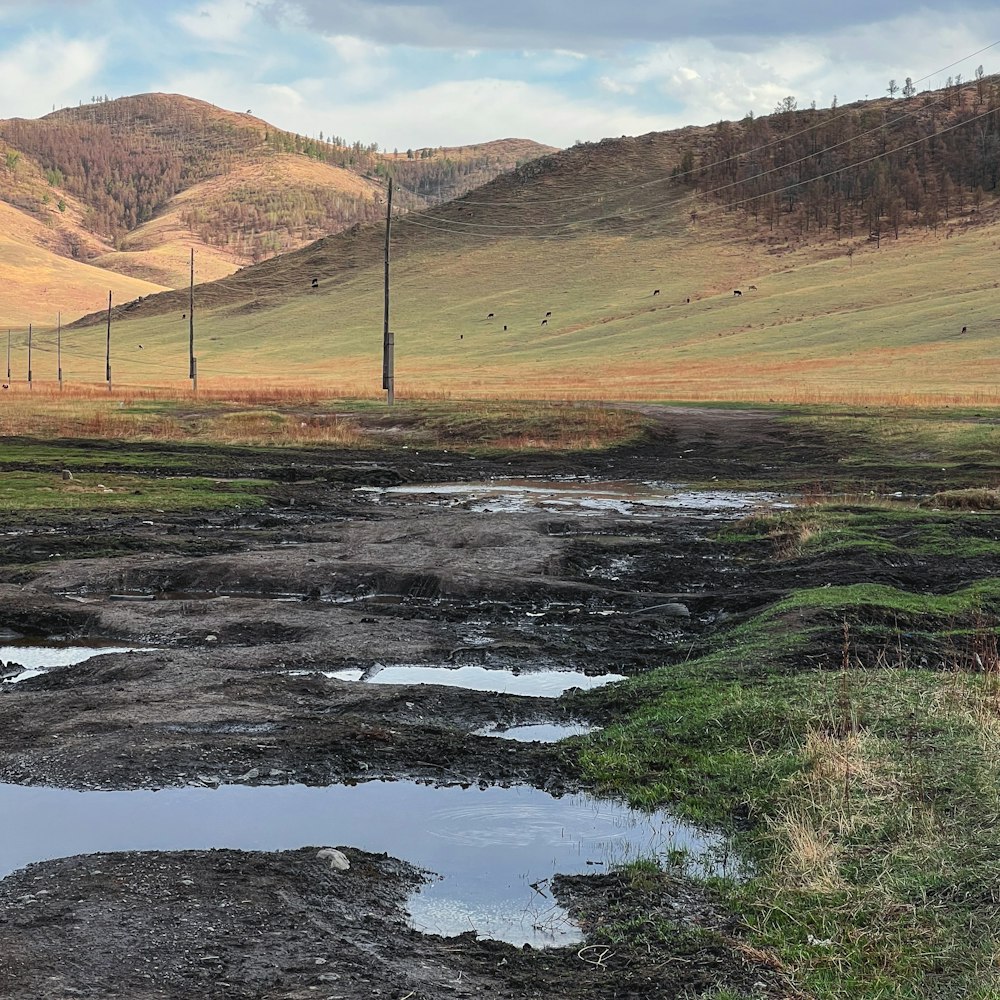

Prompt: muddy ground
xmin=0 ymin=407 xmax=992 ymax=999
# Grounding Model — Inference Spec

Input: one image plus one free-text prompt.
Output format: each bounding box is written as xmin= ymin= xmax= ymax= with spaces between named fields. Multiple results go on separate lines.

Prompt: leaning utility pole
xmin=27 ymin=324 xmax=32 ymax=390
xmin=6 ymin=329 xmax=10 ymax=383
xmin=105 ymin=291 xmax=112 ymax=393
xmin=189 ymin=248 xmax=197 ymax=392
xmin=382 ymin=177 xmax=394 ymax=405
xmin=57 ymin=313 xmax=63 ymax=390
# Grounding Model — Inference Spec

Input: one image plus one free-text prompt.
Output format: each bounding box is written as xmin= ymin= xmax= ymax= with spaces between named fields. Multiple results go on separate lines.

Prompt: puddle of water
xmin=1 ymin=643 xmax=154 ymax=685
xmin=314 ymin=664 xmax=626 ymax=697
xmin=475 ymin=723 xmax=599 ymax=742
xmin=0 ymin=780 xmax=739 ymax=947
xmin=77 ymin=591 xmax=308 ymax=604
xmin=359 ymin=480 xmax=792 ymax=518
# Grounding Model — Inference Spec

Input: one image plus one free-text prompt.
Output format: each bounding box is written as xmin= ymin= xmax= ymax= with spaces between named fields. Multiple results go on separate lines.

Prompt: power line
xmin=452 ymin=41 xmax=1000 ymax=209
xmin=395 ymin=102 xmax=998 ymax=241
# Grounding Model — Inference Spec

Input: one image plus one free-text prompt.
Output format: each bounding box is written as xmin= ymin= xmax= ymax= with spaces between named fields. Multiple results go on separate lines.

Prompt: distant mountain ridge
xmin=0 ymin=93 xmax=556 ymax=292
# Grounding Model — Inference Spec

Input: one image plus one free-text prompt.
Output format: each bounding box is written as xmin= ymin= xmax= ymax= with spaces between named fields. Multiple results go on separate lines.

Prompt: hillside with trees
xmin=669 ymin=70 xmax=1000 ymax=246
xmin=0 ymin=93 xmax=555 ymax=286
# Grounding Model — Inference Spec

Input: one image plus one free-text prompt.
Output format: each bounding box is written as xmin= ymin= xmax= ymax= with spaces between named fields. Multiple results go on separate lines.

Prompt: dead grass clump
xmin=200 ymin=411 xmax=365 ymax=446
xmin=922 ymin=488 xmax=1000 ymax=510
xmin=768 ymin=804 xmax=844 ymax=892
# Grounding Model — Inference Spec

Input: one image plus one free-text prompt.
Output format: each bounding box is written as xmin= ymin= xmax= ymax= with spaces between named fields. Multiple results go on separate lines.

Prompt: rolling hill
xmin=14 ymin=80 xmax=1000 ymax=403
xmin=0 ymin=93 xmax=555 ymax=295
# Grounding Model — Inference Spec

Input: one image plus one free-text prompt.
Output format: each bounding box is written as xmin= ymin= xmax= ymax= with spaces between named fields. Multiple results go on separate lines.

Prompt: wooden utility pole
xmin=57 ymin=313 xmax=63 ymax=390
xmin=189 ymin=248 xmax=197 ymax=392
xmin=6 ymin=329 xmax=10 ymax=382
xmin=382 ymin=177 xmax=394 ymax=405
xmin=106 ymin=291 xmax=112 ymax=393
xmin=27 ymin=324 xmax=32 ymax=390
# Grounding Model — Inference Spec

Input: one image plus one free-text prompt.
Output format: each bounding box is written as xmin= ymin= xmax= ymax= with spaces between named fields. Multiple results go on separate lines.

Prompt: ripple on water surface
xmin=0 ymin=780 xmax=740 ymax=947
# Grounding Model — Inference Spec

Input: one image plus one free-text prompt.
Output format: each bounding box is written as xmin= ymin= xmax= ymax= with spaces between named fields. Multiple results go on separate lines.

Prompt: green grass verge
xmin=0 ymin=471 xmax=269 ymax=512
xmin=578 ymin=578 xmax=1000 ymax=998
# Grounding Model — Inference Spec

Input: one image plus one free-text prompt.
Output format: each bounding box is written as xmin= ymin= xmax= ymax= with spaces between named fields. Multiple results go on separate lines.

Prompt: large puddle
xmin=1 ymin=642 xmax=153 ymax=685
xmin=0 ymin=780 xmax=739 ymax=947
xmin=308 ymin=664 xmax=626 ymax=696
xmin=360 ymin=479 xmax=794 ymax=518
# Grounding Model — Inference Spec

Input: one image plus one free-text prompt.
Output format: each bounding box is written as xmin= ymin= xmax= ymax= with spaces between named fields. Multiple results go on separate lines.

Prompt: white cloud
xmin=598 ymin=76 xmax=636 ymax=95
xmin=325 ymin=33 xmax=386 ymax=63
xmin=174 ymin=0 xmax=259 ymax=45
xmin=0 ymin=33 xmax=105 ymax=116
xmin=314 ymin=78 xmax=669 ymax=148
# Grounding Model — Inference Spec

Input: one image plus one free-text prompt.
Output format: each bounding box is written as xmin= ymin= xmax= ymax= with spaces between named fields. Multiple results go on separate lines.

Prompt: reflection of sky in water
xmin=0 ymin=781 xmax=740 ymax=947
xmin=0 ymin=644 xmax=152 ymax=684
xmin=318 ymin=665 xmax=626 ymax=697
xmin=358 ymin=480 xmax=793 ymax=519
xmin=475 ymin=723 xmax=599 ymax=742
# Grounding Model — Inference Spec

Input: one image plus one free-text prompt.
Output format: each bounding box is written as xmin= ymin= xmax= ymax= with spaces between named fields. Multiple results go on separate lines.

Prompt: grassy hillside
xmin=0 ymin=201 xmax=164 ymax=329
xmin=0 ymin=94 xmax=554 ymax=300
xmin=10 ymin=83 xmax=1000 ymax=403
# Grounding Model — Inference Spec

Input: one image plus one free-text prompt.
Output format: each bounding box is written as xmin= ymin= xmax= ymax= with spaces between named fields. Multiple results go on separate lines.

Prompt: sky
xmin=0 ymin=0 xmax=998 ymax=150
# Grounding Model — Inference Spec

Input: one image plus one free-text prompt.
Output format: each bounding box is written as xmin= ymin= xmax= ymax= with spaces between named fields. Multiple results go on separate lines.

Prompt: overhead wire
xmin=7 ymin=43 xmax=999 ymax=389
xmin=450 ymin=40 xmax=1000 ymax=208
xmin=394 ymin=100 xmax=999 ymax=241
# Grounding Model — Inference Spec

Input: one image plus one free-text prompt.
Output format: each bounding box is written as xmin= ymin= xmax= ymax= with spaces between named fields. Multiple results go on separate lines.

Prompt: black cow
xmin=652 ymin=289 xmax=660 ymax=296
xmin=733 ymin=290 xmax=742 ymax=297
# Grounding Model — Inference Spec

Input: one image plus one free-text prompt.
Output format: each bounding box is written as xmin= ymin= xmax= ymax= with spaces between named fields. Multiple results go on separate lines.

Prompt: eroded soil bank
xmin=0 ymin=406 xmax=994 ymax=999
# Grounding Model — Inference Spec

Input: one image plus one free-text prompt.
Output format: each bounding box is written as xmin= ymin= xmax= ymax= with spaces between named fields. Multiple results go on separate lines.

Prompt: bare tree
xmin=903 ymin=77 xmax=916 ymax=99
xmin=887 ymin=79 xmax=899 ymax=98
xmin=975 ymin=65 xmax=986 ymax=105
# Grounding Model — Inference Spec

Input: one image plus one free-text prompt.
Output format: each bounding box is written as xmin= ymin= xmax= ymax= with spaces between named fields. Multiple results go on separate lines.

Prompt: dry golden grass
xmin=0 ymin=382 xmax=643 ymax=450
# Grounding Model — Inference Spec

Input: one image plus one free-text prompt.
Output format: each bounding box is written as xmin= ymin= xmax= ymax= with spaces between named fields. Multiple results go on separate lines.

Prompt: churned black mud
xmin=0 ymin=406 xmax=974 ymax=999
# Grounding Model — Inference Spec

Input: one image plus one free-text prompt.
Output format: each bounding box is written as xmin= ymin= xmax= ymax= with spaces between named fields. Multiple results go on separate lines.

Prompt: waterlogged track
xmin=2 ymin=406 xmax=938 ymax=999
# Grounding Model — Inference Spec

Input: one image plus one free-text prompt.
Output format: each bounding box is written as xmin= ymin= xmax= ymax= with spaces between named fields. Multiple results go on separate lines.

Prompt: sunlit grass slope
xmin=47 ymin=192 xmax=1000 ymax=403
xmin=0 ymin=202 xmax=166 ymax=329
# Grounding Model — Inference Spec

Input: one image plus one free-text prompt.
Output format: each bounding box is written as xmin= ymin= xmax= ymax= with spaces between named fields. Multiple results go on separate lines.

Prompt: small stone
xmin=205 ymin=635 xmax=218 ymax=643
xmin=236 ymin=767 xmax=260 ymax=782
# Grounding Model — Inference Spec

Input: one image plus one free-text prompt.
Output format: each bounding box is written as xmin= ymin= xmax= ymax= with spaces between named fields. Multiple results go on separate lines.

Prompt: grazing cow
xmin=545 ymin=311 xmax=552 ymax=317
xmin=487 ymin=312 xmax=494 ymax=319
xmin=749 ymin=284 xmax=757 ymax=291
xmin=311 ymin=278 xmax=319 ymax=289
xmin=138 ymin=344 xmax=143 ymax=350
xmin=460 ymin=334 xmax=463 ymax=340
xmin=733 ymin=289 xmax=742 ymax=297
xmin=961 ymin=326 xmax=968 ymax=334
xmin=503 ymin=325 xmax=508 ymax=331
xmin=1 ymin=384 xmax=7 ymax=390
xmin=686 ymin=297 xmax=690 ymax=303
xmin=541 ymin=319 xmax=548 ymax=326
xmin=652 ymin=289 xmax=660 ymax=296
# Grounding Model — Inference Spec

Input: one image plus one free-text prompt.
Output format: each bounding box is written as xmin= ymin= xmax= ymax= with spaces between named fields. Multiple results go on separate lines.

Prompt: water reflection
xmin=0 ymin=780 xmax=739 ymax=947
